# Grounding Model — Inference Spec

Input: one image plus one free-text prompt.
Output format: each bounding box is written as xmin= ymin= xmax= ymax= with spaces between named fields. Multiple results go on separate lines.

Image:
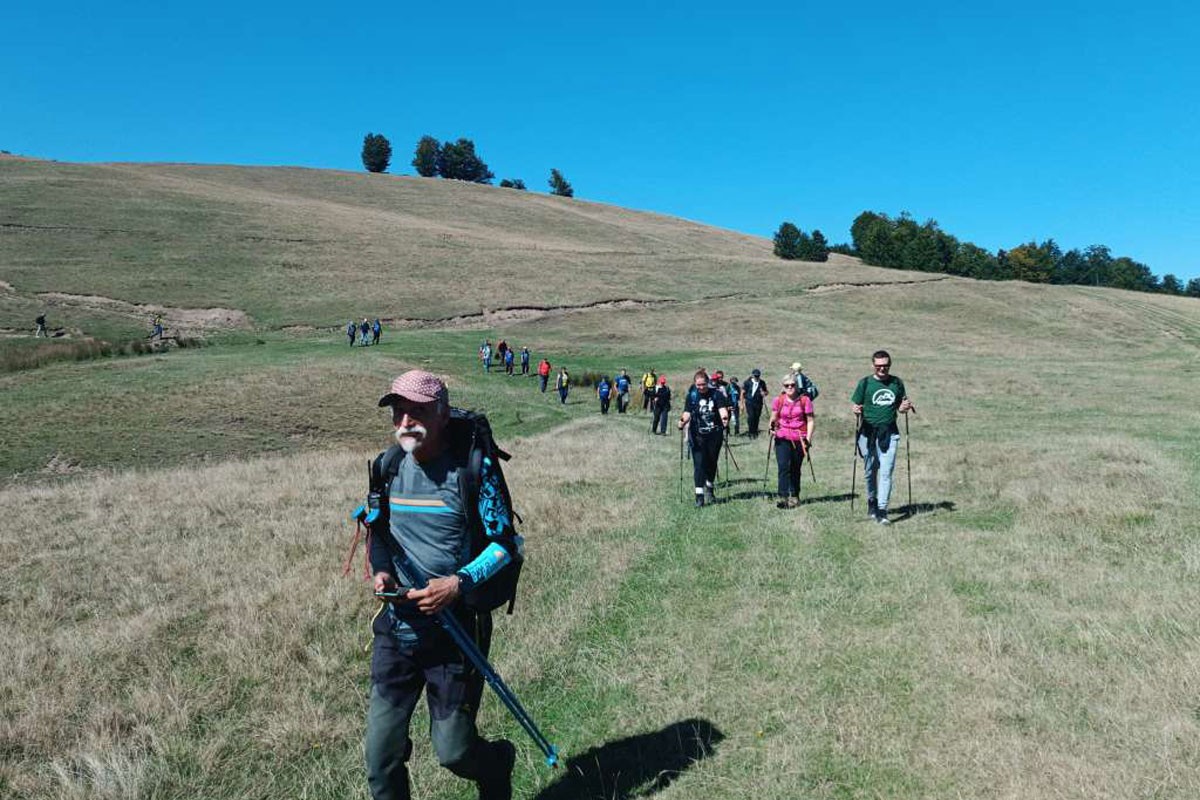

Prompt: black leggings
xmin=775 ymin=438 xmax=805 ymax=498
xmin=691 ymin=434 xmax=722 ymax=491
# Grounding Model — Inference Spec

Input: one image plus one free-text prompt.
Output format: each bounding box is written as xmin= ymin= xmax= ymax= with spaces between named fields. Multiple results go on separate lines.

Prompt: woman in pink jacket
xmin=769 ymin=373 xmax=815 ymax=508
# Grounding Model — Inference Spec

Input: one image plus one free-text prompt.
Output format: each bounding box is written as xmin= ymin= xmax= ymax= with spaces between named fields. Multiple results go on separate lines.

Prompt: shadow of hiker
xmin=533 ymin=718 xmax=724 ymax=800
xmin=799 ymin=492 xmax=855 ymax=506
xmin=893 ymin=500 xmax=956 ymax=521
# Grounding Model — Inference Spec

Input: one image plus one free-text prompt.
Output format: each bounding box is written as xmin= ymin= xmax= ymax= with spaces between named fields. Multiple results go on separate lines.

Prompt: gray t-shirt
xmin=386 ymin=450 xmax=470 ymax=634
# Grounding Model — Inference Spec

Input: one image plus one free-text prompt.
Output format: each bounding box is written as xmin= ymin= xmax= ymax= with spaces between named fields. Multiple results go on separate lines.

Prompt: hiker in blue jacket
xmin=597 ymin=375 xmax=612 ymax=415
xmin=348 ymin=321 xmax=358 ymax=347
xmin=614 ymin=370 xmax=632 ymax=414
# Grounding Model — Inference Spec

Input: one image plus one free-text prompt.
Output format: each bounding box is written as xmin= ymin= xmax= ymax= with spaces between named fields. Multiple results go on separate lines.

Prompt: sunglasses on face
xmin=873 ymin=364 xmax=890 ymax=370
xmin=783 ymin=383 xmax=796 ymax=388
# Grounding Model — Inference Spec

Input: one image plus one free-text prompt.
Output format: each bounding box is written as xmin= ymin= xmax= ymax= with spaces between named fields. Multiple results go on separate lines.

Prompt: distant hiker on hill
xmin=497 ymin=340 xmax=508 ymax=365
xmin=34 ymin=314 xmax=47 ymax=338
xmin=537 ymin=357 xmax=551 ymax=392
xmin=556 ymin=367 xmax=570 ymax=404
xmin=680 ymin=370 xmax=730 ymax=507
xmin=480 ymin=340 xmax=492 ymax=373
xmin=372 ymin=318 xmax=382 ymax=346
xmin=363 ymin=370 xmax=520 ymax=800
xmin=360 ymin=318 xmax=371 ymax=346
xmin=851 ymin=349 xmax=914 ymax=525
xmin=727 ymin=377 xmax=741 ymax=435
xmin=504 ymin=347 xmax=515 ymax=376
xmin=641 ymin=369 xmax=657 ymax=412
xmin=597 ymin=375 xmax=612 ymax=415
xmin=614 ymin=370 xmax=632 ymax=414
xmin=520 ymin=346 xmax=530 ymax=375
xmin=651 ymin=375 xmax=672 ymax=435
xmin=770 ymin=373 xmax=815 ymax=509
xmin=742 ymin=369 xmax=768 ymax=439
xmin=348 ymin=321 xmax=358 ymax=346
xmin=151 ymin=314 xmax=164 ymax=340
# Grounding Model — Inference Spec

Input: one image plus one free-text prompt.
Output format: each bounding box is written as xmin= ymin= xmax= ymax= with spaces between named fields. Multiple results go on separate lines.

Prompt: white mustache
xmin=395 ymin=424 xmax=427 ymax=444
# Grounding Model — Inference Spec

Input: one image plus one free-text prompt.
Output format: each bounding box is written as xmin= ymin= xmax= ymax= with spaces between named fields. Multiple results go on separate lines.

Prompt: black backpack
xmin=370 ymin=408 xmax=524 ymax=614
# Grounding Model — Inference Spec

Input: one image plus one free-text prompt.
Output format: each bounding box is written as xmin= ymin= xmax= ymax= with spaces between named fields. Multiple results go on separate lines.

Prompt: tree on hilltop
xmin=1186 ymin=278 xmax=1200 ymax=298
xmin=361 ymin=133 xmax=392 ymax=173
xmin=1160 ymin=274 xmax=1183 ymax=295
xmin=439 ymin=138 xmax=494 ymax=183
xmin=499 ymin=178 xmax=527 ymax=190
xmin=773 ymin=222 xmax=804 ymax=260
xmin=548 ymin=169 xmax=574 ymax=197
xmin=412 ymin=135 xmax=441 ymax=177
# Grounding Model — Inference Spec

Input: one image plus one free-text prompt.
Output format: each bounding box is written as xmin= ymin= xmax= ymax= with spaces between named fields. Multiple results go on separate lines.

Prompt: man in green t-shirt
xmin=850 ymin=350 xmax=914 ymax=525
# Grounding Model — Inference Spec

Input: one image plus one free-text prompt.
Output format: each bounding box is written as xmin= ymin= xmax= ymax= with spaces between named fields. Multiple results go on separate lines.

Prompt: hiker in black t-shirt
xmin=679 ymin=370 xmax=730 ymax=506
xmin=35 ymin=314 xmax=48 ymax=338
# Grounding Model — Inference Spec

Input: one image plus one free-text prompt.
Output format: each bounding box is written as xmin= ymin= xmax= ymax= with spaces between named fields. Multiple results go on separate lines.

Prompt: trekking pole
xmin=382 ymin=549 xmax=561 ymax=768
xmin=723 ymin=432 xmax=741 ymax=472
xmin=850 ymin=414 xmax=861 ymax=512
xmin=678 ymin=426 xmax=685 ymax=504
xmin=762 ymin=433 xmax=774 ymax=493
xmin=722 ymin=430 xmax=729 ymax=488
xmin=904 ymin=409 xmax=915 ymax=512
xmin=798 ymin=436 xmax=817 ymax=484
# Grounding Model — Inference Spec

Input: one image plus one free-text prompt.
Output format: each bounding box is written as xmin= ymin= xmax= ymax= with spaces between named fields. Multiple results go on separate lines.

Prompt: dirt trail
xmin=300 ymin=276 xmax=951 ymax=332
xmin=36 ymin=292 xmax=253 ymax=335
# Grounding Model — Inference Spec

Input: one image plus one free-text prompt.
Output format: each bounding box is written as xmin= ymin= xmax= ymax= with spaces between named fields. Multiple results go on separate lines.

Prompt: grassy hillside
xmin=3 ymin=160 xmax=1200 ymax=799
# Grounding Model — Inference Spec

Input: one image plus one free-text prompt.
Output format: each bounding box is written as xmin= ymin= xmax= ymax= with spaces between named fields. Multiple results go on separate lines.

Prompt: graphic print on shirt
xmin=688 ymin=391 xmax=727 ymax=437
xmin=871 ymin=388 xmax=896 ymax=407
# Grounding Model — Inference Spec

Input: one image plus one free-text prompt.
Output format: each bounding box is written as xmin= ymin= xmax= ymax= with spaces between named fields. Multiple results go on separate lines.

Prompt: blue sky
xmin=4 ymin=0 xmax=1198 ymax=281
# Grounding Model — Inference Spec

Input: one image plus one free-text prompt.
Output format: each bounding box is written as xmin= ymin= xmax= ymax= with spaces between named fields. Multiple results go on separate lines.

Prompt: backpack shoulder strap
xmin=371 ymin=445 xmax=404 ymax=494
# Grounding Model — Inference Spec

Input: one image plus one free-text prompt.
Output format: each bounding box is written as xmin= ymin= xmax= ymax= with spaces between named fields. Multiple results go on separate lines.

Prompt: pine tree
xmin=361 ymin=133 xmax=392 ymax=173
xmin=499 ymin=178 xmax=527 ymax=190
xmin=809 ymin=229 xmax=830 ymax=262
xmin=439 ymin=139 xmax=493 ymax=183
xmin=773 ymin=222 xmax=803 ymax=260
xmin=548 ymin=169 xmax=573 ymax=197
xmin=412 ymin=135 xmax=440 ymax=177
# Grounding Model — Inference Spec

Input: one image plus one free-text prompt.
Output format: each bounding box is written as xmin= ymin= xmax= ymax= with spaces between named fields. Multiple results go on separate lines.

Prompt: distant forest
xmin=776 ymin=213 xmax=1199 ymax=297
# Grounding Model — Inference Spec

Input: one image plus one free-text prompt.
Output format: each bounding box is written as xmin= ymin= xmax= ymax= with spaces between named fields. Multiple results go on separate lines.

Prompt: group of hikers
xmin=352 ymin=347 xmax=915 ymax=799
xmin=348 ymin=318 xmax=383 ymax=346
xmin=477 ymin=339 xmax=533 ymax=377
xmin=675 ymin=351 xmax=914 ymax=523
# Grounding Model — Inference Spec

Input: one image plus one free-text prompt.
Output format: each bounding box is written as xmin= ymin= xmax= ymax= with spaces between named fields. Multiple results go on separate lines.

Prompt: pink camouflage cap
xmin=378 ymin=369 xmax=449 ymax=407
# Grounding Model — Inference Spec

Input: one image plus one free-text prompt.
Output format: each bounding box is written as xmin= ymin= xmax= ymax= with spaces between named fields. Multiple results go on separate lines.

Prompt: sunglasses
xmin=873 ymin=364 xmax=891 ymax=369
xmin=782 ymin=382 xmax=796 ymax=388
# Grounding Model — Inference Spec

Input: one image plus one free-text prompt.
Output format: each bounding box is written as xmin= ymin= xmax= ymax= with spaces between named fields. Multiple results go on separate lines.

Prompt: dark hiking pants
xmin=691 ymin=434 xmax=722 ymax=493
xmin=774 ymin=438 xmax=805 ymax=498
xmin=364 ymin=612 xmax=506 ymax=800
xmin=746 ymin=401 xmax=764 ymax=437
xmin=652 ymin=405 xmax=670 ymax=435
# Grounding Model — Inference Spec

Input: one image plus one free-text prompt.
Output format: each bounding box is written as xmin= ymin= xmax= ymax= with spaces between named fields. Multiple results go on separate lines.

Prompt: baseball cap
xmin=713 ymin=370 xmax=724 ymax=379
xmin=790 ymin=361 xmax=803 ymax=373
xmin=378 ymin=370 xmax=449 ymax=407
xmin=751 ymin=368 xmax=761 ymax=377
xmin=659 ymin=376 xmax=667 ymax=384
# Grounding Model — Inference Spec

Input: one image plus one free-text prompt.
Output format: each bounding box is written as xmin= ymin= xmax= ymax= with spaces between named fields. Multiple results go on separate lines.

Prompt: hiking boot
xmin=695 ymin=495 xmax=705 ymax=508
xmin=478 ymin=739 xmax=516 ymax=800
xmin=776 ymin=497 xmax=790 ymax=509
xmin=705 ymin=488 xmax=716 ymax=505
xmin=867 ymin=499 xmax=878 ymax=521
xmin=788 ymin=497 xmax=800 ymax=509
xmin=875 ymin=510 xmax=890 ymax=525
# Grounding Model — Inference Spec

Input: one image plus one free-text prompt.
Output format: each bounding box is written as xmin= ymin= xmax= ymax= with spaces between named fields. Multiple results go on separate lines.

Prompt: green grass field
xmin=3 ymin=159 xmax=1200 ymax=799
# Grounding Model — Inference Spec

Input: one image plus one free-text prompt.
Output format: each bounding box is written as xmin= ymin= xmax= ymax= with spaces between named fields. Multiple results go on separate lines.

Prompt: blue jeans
xmin=858 ymin=432 xmax=900 ymax=510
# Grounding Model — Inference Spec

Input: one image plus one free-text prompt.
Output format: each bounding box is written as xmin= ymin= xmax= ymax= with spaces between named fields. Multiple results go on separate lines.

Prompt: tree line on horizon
xmin=774 ymin=212 xmax=1199 ymax=297
xmin=361 ymin=133 xmax=573 ymax=197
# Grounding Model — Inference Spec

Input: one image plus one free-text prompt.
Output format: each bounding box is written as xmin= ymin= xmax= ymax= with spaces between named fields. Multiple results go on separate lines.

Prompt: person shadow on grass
xmin=533 ymin=718 xmax=724 ymax=800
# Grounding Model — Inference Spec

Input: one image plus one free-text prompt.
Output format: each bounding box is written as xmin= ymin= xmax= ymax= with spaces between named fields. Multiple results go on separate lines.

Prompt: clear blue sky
xmin=4 ymin=0 xmax=1198 ymax=281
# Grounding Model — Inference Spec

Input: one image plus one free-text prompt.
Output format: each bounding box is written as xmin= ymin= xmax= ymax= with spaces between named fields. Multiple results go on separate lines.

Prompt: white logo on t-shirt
xmin=871 ymin=388 xmax=896 ymax=407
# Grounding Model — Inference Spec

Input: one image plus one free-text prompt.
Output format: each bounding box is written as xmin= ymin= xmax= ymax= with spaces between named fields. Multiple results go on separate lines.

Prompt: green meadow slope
xmin=3 ymin=159 xmax=1200 ymax=799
